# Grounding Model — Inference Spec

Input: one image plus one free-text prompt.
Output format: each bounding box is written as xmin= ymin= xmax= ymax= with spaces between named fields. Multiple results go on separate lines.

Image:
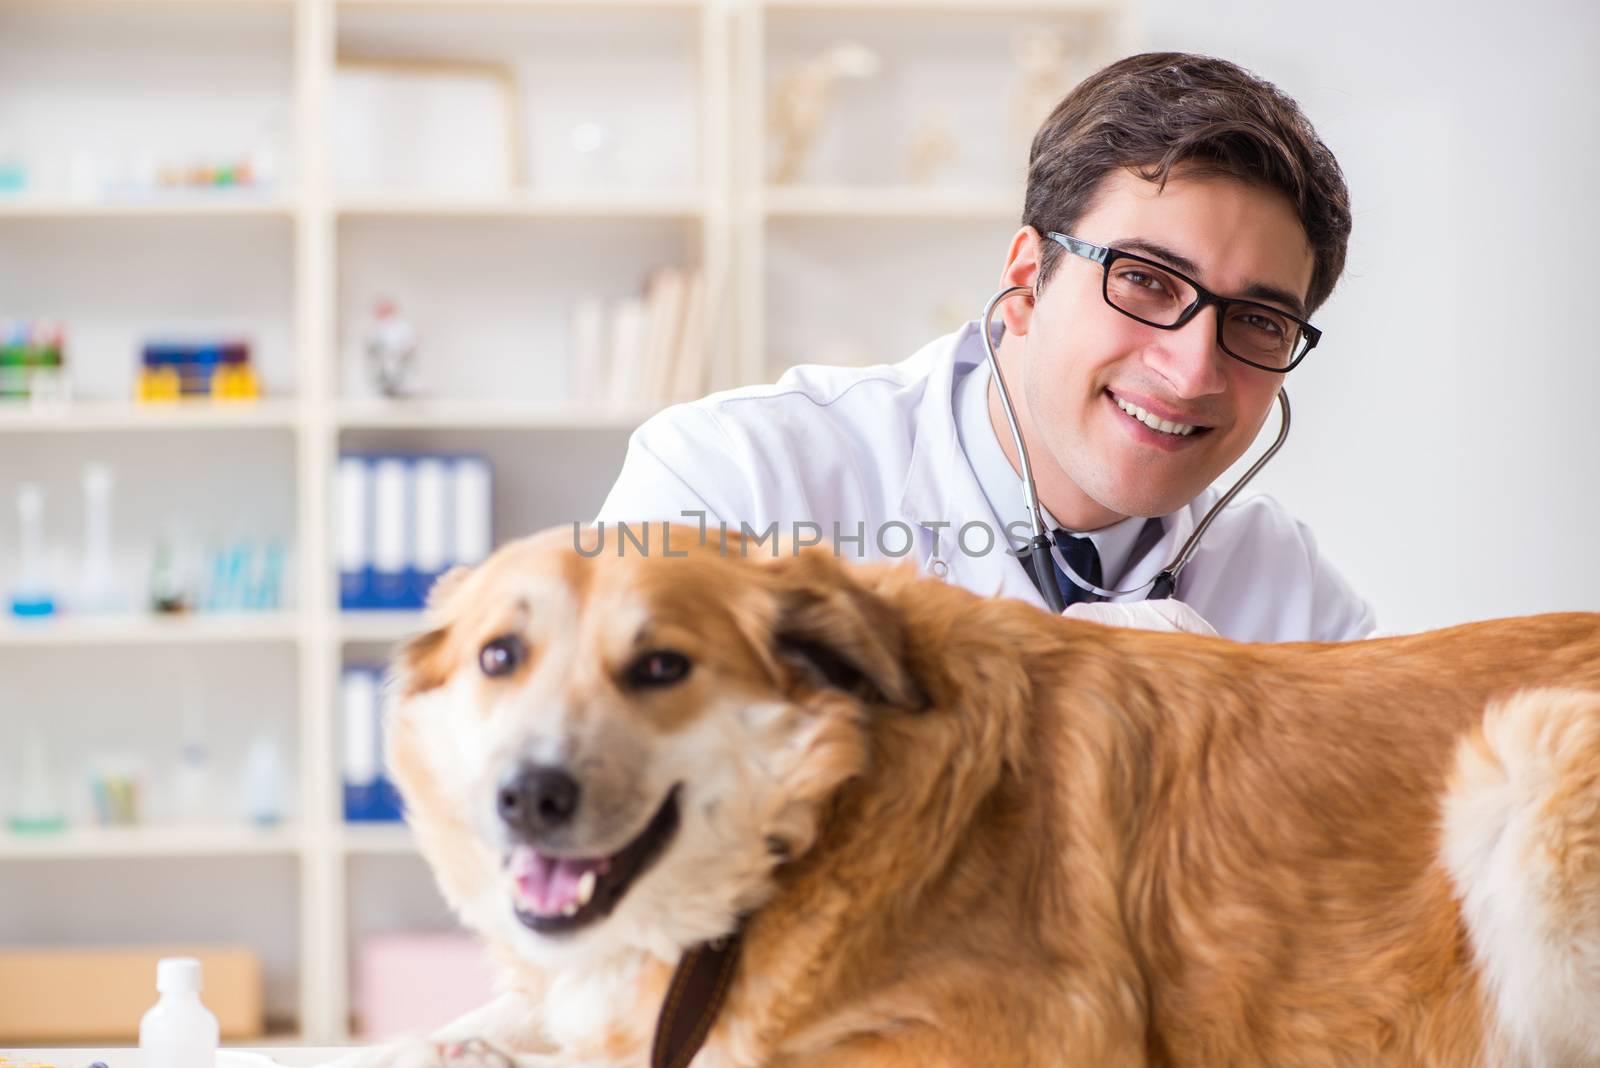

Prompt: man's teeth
xmin=1113 ymin=395 xmax=1199 ymax=436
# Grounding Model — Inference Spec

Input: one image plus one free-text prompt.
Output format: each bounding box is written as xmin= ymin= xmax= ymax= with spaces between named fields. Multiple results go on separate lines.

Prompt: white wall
xmin=1140 ymin=0 xmax=1600 ymax=632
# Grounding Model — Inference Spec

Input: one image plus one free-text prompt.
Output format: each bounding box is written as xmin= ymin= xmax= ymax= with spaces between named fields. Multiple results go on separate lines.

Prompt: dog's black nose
xmin=497 ymin=764 xmax=581 ymax=836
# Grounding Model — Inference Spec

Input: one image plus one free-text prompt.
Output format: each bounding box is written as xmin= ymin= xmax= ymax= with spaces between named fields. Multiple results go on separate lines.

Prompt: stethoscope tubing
xmin=980 ymin=284 xmax=1292 ymax=610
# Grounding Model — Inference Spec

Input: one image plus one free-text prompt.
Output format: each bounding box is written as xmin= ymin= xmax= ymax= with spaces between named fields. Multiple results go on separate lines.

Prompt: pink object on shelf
xmin=356 ymin=932 xmax=498 ymax=1039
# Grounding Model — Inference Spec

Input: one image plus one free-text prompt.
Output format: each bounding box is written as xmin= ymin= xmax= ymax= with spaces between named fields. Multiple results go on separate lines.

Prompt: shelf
xmin=0 ymin=399 xmax=301 ymax=433
xmin=338 ymin=0 xmax=700 ymax=10
xmin=763 ymin=0 xmax=1117 ymax=12
xmin=338 ymin=824 xmax=416 ymax=856
xmin=337 ymin=610 xmax=425 ymax=645
xmin=335 ymin=190 xmax=704 ymax=221
xmin=0 ymin=824 xmax=304 ymax=861
xmin=336 ymin=398 xmax=655 ymax=430
xmin=0 ymin=195 xmax=297 ymax=220
xmin=763 ymin=185 xmax=1021 ymax=221
xmin=238 ymin=1042 xmax=331 ymax=1059
xmin=0 ymin=612 xmax=302 ymax=647
xmin=0 ymin=1 xmax=294 ymax=7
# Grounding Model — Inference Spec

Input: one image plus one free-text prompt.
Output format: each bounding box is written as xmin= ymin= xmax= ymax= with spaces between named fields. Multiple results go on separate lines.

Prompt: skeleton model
xmin=364 ymin=296 xmax=417 ymax=399
xmin=1011 ymin=28 xmax=1086 ymax=159
xmin=907 ymin=108 xmax=957 ymax=184
xmin=768 ymin=40 xmax=883 ymax=185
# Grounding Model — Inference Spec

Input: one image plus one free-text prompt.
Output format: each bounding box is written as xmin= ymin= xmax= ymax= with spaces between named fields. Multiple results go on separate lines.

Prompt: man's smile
xmin=1105 ymin=388 xmax=1215 ymax=448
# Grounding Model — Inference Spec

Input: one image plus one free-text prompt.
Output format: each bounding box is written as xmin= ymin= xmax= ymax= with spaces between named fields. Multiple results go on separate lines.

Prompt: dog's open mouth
xmin=507 ymin=785 xmax=681 ymax=935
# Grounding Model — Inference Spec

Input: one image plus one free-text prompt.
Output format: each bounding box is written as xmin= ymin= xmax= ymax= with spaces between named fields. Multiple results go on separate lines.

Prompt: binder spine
xmin=337 ymin=456 xmax=372 ymax=610
xmin=342 ymin=665 xmax=404 ymax=823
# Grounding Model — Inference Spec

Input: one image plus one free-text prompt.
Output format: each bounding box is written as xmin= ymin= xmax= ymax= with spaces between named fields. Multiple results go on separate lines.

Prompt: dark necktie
xmin=1049 ymin=529 xmax=1103 ymax=607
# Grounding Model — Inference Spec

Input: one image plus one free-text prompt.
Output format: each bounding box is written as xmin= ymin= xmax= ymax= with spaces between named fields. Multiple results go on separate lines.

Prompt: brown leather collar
xmin=651 ymin=929 xmax=744 ymax=1068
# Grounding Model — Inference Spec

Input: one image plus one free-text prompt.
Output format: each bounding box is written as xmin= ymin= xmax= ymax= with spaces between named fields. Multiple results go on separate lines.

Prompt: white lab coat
xmin=596 ymin=321 xmax=1376 ymax=643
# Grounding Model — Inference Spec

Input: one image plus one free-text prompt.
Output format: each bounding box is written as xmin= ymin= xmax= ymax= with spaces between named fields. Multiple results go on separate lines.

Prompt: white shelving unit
xmin=1 ymin=0 xmax=1132 ymax=1043
xmin=333 ymin=399 xmax=655 ymax=430
xmin=0 ymin=400 xmax=303 ymax=432
xmin=0 ymin=198 xmax=298 ymax=219
xmin=0 ymin=612 xmax=303 ymax=647
xmin=0 ymin=824 xmax=306 ymax=860
xmin=333 ymin=191 xmax=706 ymax=219
xmin=762 ymin=184 xmax=1020 ymax=220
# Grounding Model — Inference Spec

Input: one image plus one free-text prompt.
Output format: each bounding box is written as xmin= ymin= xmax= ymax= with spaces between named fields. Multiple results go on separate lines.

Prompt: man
xmin=597 ymin=52 xmax=1374 ymax=643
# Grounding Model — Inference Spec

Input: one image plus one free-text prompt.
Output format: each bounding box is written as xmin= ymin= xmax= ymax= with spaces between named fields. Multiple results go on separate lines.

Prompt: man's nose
xmin=497 ymin=763 xmax=582 ymax=837
xmin=1149 ymin=305 xmax=1229 ymax=399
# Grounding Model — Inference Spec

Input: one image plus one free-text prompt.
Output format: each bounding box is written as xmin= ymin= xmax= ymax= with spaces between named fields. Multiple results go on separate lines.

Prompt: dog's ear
xmin=763 ymin=551 xmax=927 ymax=711
xmin=395 ymin=565 xmax=474 ymax=696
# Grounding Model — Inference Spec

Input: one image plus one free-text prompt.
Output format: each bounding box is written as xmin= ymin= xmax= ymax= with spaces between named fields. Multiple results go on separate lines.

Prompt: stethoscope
xmin=980 ymin=285 xmax=1293 ymax=613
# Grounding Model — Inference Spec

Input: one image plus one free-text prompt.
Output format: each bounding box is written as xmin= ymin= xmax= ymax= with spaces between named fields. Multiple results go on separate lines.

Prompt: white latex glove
xmin=1062 ymin=598 xmax=1220 ymax=637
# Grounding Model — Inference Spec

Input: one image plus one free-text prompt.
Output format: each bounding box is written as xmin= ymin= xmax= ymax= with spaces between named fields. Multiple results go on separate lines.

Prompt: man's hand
xmin=1062 ymin=598 xmax=1219 ymax=637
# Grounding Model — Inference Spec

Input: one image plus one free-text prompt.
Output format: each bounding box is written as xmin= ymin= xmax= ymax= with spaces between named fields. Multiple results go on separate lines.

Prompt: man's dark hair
xmin=1024 ymin=51 xmax=1352 ymax=316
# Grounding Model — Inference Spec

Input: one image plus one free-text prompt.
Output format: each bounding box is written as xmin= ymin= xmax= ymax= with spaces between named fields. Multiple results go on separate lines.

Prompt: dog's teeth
xmin=562 ymin=902 xmax=579 ymax=917
xmin=576 ymin=870 xmax=597 ymax=907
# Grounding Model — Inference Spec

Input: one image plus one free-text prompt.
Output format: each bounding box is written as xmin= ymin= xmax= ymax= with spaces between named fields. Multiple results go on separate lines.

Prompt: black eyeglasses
xmin=1045 ymin=232 xmax=1322 ymax=373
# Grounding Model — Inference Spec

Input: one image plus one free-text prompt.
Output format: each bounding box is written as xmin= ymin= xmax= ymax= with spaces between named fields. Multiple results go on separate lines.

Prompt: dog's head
xmin=388 ymin=523 xmax=927 ymax=965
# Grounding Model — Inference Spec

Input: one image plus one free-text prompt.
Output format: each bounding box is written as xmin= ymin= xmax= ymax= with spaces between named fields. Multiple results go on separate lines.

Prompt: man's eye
xmin=479 ymin=635 xmax=527 ymax=678
xmin=624 ymin=650 xmax=692 ymax=690
xmin=1120 ymin=269 xmax=1165 ymax=292
xmin=1239 ymin=313 xmax=1285 ymax=337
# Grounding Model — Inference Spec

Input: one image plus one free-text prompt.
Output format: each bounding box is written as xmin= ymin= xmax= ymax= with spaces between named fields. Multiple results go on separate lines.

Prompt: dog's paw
xmin=317 ymin=1039 xmax=451 ymax=1068
xmin=435 ymin=1038 xmax=569 ymax=1068
xmin=317 ymin=1037 xmax=564 ymax=1068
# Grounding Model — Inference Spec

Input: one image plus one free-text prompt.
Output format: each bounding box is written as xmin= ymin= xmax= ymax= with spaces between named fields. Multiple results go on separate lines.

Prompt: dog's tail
xmin=1441 ymin=688 xmax=1600 ymax=1067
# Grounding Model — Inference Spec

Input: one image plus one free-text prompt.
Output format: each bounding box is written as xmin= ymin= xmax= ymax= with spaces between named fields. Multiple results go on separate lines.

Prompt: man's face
xmin=998 ymin=167 xmax=1315 ymax=527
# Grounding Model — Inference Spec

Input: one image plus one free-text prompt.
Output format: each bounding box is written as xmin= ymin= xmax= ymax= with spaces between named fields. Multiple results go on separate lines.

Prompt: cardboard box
xmin=0 ymin=945 xmax=263 ymax=1042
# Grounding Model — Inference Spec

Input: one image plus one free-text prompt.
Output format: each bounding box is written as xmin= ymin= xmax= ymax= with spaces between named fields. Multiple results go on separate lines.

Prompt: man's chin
xmin=1037 ymin=433 xmax=1223 ymax=527
xmin=1086 ymin=481 xmax=1210 ymax=525
xmin=1080 ymin=448 xmax=1234 ymax=520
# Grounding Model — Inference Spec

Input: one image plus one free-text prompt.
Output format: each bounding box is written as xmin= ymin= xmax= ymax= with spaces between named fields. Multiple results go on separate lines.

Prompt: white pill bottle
xmin=139 ymin=957 xmax=220 ymax=1068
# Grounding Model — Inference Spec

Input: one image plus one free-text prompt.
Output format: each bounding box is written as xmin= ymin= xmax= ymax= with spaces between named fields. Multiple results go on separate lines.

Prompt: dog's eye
xmin=479 ymin=635 xmax=526 ymax=678
xmin=624 ymin=650 xmax=691 ymax=690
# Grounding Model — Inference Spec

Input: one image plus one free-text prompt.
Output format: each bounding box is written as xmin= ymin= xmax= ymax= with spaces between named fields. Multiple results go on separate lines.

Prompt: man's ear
xmin=761 ymin=550 xmax=927 ymax=712
xmin=997 ymin=226 xmax=1044 ymax=338
xmin=394 ymin=565 xmax=475 ymax=697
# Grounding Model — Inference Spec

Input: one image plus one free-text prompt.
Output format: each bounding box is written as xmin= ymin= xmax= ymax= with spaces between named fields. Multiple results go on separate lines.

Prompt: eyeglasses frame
xmin=1044 ymin=231 xmax=1322 ymax=373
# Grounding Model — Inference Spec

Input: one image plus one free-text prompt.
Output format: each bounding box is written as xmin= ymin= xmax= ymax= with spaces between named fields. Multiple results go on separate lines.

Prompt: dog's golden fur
xmin=378 ymin=525 xmax=1600 ymax=1068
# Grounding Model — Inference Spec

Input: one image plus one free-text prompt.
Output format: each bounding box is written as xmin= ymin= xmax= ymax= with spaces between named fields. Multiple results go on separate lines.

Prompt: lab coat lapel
xmin=895 ymin=322 xmax=1051 ymax=610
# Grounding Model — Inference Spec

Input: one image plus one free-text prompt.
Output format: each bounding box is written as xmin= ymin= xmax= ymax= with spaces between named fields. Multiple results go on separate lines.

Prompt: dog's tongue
xmin=509 ymin=847 xmax=608 ymax=916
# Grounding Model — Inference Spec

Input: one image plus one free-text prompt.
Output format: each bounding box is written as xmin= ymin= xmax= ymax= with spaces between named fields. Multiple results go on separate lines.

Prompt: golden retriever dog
xmin=348 ymin=523 xmax=1600 ymax=1068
